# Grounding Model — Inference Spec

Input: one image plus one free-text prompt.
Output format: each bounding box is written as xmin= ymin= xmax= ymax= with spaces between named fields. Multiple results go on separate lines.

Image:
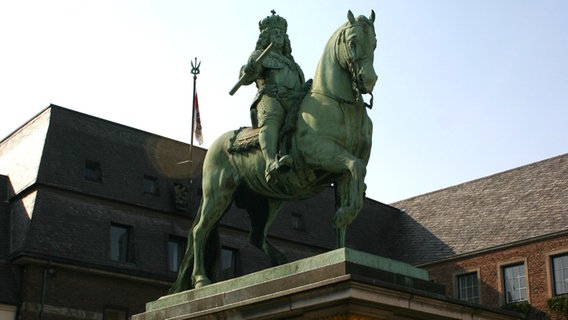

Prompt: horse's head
xmin=338 ymin=10 xmax=378 ymax=98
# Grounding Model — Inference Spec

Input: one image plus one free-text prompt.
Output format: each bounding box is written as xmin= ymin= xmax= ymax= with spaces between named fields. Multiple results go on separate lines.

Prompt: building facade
xmin=0 ymin=105 xmax=396 ymax=320
xmin=390 ymin=153 xmax=568 ymax=318
xmin=1 ymin=105 xmax=567 ymax=319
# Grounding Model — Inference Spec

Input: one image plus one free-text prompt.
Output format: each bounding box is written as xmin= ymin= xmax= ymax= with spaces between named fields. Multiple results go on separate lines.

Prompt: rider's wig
xmin=255 ymin=29 xmax=294 ymax=60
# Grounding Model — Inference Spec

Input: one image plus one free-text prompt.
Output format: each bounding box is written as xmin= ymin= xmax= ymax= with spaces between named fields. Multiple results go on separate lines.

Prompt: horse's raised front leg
xmin=304 ymin=144 xmax=367 ymax=245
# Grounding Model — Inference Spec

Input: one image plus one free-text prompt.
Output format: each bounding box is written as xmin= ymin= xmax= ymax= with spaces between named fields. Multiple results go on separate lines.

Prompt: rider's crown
xmin=259 ymin=10 xmax=287 ymax=33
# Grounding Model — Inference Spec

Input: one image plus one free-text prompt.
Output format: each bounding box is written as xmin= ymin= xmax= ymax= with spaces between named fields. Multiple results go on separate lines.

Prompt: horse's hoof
xmin=193 ymin=276 xmax=211 ymax=288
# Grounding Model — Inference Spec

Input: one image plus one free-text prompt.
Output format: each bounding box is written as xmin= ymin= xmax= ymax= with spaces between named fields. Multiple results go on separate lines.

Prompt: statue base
xmin=132 ymin=248 xmax=521 ymax=320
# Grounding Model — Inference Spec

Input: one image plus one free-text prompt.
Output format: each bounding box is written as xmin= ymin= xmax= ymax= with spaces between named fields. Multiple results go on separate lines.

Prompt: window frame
xmin=84 ymin=160 xmax=102 ymax=182
xmin=143 ymin=174 xmax=160 ymax=195
xmin=109 ymin=223 xmax=133 ymax=263
xmin=552 ymin=253 xmax=568 ymax=296
xmin=167 ymin=235 xmax=186 ymax=273
xmin=291 ymin=212 xmax=306 ymax=232
xmin=220 ymin=247 xmax=238 ymax=281
xmin=502 ymin=262 xmax=528 ymax=304
xmin=456 ymin=271 xmax=480 ymax=304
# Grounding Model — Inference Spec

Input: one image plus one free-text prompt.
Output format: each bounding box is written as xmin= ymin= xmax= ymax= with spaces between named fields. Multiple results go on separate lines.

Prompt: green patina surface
xmin=148 ymin=248 xmax=428 ymax=311
xmin=169 ymin=11 xmax=378 ymax=293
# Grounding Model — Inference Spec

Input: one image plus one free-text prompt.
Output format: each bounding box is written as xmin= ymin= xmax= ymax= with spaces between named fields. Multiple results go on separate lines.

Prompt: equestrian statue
xmin=170 ymin=9 xmax=377 ymax=292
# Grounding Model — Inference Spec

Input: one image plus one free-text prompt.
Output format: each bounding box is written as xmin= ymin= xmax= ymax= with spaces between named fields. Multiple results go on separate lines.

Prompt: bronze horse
xmin=171 ymin=10 xmax=377 ymax=292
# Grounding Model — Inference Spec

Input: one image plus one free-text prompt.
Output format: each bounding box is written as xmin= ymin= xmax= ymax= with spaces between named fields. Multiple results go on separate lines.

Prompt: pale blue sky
xmin=1 ymin=0 xmax=567 ymax=203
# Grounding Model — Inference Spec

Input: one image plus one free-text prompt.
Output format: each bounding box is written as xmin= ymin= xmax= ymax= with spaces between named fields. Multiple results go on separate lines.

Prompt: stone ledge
xmin=133 ymin=249 xmax=521 ymax=320
xmin=146 ymin=248 xmax=432 ymax=312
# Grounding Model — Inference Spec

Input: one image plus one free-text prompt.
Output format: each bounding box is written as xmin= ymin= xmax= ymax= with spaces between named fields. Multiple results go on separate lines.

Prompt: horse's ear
xmin=347 ymin=10 xmax=356 ymax=24
xmin=370 ymin=10 xmax=375 ymax=23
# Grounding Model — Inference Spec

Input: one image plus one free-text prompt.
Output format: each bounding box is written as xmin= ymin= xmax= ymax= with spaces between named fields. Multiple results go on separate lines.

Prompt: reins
xmin=335 ymin=24 xmax=373 ymax=109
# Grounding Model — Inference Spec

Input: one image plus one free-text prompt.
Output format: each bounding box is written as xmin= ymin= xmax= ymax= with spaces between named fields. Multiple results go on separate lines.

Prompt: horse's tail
xmin=169 ymin=199 xmax=222 ymax=293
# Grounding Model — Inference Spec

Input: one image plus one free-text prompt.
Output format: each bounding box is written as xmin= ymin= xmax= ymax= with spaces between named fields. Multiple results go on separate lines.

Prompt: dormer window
xmin=143 ymin=175 xmax=159 ymax=195
xmin=85 ymin=160 xmax=102 ymax=182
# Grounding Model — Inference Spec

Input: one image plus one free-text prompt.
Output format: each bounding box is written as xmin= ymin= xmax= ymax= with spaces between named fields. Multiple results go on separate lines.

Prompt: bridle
xmin=336 ymin=22 xmax=375 ymax=109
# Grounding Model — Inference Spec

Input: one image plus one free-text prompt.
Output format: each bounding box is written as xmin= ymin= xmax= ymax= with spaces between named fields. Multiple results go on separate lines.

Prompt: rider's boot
xmin=260 ymin=125 xmax=292 ymax=183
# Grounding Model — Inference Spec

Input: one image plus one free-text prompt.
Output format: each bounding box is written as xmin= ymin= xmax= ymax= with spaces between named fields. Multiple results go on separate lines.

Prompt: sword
xmin=229 ymin=43 xmax=274 ymax=96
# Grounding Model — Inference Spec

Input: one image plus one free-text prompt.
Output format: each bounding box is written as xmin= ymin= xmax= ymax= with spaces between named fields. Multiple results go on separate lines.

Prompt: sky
xmin=1 ymin=0 xmax=567 ymax=204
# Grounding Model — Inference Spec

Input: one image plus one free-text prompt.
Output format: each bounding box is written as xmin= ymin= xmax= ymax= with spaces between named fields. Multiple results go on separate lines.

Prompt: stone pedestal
xmin=133 ymin=248 xmax=521 ymax=320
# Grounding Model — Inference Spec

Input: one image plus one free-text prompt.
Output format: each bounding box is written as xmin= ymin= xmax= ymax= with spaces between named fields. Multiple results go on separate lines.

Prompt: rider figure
xmin=239 ymin=10 xmax=306 ymax=183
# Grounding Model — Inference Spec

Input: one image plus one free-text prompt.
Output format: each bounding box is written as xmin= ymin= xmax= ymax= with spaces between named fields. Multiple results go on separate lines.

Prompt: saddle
xmin=228 ymin=127 xmax=260 ymax=154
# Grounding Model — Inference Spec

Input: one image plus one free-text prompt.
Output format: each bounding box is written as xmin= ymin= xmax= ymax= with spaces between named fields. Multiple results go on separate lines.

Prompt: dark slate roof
xmin=389 ymin=153 xmax=568 ymax=266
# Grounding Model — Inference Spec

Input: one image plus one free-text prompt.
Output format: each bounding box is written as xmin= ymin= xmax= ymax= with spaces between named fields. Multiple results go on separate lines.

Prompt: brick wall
xmin=424 ymin=235 xmax=568 ymax=314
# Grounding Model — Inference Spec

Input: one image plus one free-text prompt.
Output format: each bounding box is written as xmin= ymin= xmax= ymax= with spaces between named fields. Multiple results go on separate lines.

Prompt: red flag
xmin=193 ymin=91 xmax=203 ymax=145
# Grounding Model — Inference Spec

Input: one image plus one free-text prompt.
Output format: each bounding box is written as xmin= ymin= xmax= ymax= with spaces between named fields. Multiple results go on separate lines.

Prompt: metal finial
xmin=191 ymin=57 xmax=201 ymax=76
xmin=271 ymin=9 xmax=276 ymax=15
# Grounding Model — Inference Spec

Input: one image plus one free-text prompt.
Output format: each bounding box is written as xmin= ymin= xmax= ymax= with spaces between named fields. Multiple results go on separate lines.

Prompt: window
xmin=220 ymin=247 xmax=238 ymax=280
xmin=457 ymin=272 xmax=480 ymax=303
xmin=103 ymin=307 xmax=127 ymax=320
xmin=144 ymin=175 xmax=159 ymax=195
xmin=110 ymin=224 xmax=132 ymax=262
xmin=503 ymin=263 xmax=527 ymax=303
xmin=85 ymin=160 xmax=102 ymax=182
xmin=291 ymin=212 xmax=306 ymax=231
xmin=168 ymin=236 xmax=186 ymax=272
xmin=552 ymin=254 xmax=568 ymax=295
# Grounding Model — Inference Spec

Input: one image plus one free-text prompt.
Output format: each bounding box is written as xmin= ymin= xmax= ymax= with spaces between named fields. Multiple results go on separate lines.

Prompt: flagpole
xmin=190 ymin=57 xmax=201 ymax=177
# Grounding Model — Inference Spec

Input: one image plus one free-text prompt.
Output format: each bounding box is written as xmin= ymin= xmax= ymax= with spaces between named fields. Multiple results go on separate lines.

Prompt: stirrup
xmin=265 ymin=155 xmax=293 ymax=183
xmin=275 ymin=154 xmax=293 ymax=172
